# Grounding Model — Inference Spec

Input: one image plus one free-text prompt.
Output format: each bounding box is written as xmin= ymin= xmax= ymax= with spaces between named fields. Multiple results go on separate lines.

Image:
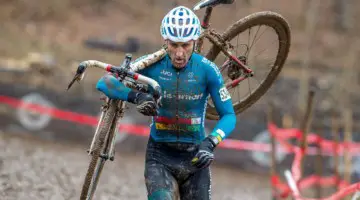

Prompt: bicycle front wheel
xmin=79 ymin=99 xmax=121 ymax=200
xmin=205 ymin=11 xmax=291 ymax=120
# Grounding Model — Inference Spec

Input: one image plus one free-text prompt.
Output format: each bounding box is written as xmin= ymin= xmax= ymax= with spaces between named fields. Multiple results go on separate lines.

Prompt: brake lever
xmin=67 ymin=63 xmax=87 ymax=91
xmin=66 ymin=73 xmax=81 ymax=90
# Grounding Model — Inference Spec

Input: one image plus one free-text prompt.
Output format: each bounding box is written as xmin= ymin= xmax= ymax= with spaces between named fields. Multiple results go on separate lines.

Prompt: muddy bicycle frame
xmin=194 ymin=6 xmax=254 ymax=88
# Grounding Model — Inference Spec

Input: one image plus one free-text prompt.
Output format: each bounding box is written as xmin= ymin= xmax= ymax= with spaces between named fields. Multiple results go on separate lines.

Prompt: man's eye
xmin=170 ymin=43 xmax=178 ymax=47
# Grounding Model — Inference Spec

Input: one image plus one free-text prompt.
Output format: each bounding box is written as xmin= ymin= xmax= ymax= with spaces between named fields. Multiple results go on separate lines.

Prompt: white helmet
xmin=160 ymin=6 xmax=201 ymax=43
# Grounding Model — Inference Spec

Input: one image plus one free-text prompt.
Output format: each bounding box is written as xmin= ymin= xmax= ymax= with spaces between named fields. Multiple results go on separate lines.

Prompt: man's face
xmin=166 ymin=40 xmax=194 ymax=69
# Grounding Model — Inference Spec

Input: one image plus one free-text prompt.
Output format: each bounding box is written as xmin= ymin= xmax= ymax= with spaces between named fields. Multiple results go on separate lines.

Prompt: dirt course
xmin=0 ymin=132 xmax=271 ymax=200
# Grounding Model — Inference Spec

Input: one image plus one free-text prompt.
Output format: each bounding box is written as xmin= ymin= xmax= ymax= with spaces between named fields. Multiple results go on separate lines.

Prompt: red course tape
xmin=2 ymin=95 xmax=360 ymax=199
xmin=0 ymin=95 xmax=271 ymax=151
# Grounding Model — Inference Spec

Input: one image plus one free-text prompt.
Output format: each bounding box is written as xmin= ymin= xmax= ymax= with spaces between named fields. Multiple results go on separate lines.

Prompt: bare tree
xmin=333 ymin=0 xmax=353 ymax=32
xmin=298 ymin=0 xmax=320 ymax=113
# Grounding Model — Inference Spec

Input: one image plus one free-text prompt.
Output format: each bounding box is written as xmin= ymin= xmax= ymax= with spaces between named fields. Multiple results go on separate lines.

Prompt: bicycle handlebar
xmin=67 ymin=51 xmax=167 ymax=100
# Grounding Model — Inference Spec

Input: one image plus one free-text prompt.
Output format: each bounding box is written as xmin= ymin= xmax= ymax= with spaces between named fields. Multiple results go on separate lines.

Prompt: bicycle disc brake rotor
xmin=224 ymin=55 xmax=247 ymax=80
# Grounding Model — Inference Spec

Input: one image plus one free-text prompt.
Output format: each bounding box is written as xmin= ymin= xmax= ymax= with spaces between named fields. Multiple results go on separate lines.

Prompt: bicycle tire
xmin=79 ymin=99 xmax=120 ymax=200
xmin=205 ymin=11 xmax=291 ymax=120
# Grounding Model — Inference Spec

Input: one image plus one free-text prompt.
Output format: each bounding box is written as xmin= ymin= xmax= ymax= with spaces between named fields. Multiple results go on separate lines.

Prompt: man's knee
xmin=148 ymin=189 xmax=173 ymax=200
xmin=145 ymin=161 xmax=178 ymax=200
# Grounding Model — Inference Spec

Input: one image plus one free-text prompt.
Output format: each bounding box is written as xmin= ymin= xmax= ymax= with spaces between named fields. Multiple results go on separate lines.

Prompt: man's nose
xmin=175 ymin=49 xmax=184 ymax=57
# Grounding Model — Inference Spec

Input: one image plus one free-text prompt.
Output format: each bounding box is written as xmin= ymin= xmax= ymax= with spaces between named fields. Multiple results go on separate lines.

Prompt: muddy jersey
xmin=136 ymin=53 xmax=236 ymax=144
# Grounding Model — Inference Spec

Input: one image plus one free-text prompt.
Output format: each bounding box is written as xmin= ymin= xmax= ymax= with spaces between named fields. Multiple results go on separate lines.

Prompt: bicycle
xmin=67 ymin=0 xmax=291 ymax=199
xmin=67 ymin=53 xmax=163 ymax=200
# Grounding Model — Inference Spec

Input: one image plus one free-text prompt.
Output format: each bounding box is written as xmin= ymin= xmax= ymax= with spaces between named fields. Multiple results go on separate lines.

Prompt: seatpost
xmin=195 ymin=7 xmax=213 ymax=53
xmin=201 ymin=7 xmax=213 ymax=29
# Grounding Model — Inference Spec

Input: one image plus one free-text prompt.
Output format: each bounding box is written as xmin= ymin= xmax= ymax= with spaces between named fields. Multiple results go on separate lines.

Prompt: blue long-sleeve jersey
xmin=97 ymin=53 xmax=236 ymax=144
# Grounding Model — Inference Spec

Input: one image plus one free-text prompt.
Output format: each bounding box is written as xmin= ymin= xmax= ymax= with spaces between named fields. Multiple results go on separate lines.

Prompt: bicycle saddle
xmin=193 ymin=0 xmax=234 ymax=10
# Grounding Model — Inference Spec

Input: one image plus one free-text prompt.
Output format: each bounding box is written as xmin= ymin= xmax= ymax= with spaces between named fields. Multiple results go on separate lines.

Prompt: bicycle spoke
xmin=231 ymin=25 xmax=276 ymax=68
xmin=247 ymin=25 xmax=269 ymax=58
xmin=249 ymin=26 xmax=270 ymax=53
xmin=246 ymin=25 xmax=261 ymax=57
xmin=247 ymin=78 xmax=252 ymax=96
xmin=247 ymin=28 xmax=252 ymax=56
xmin=235 ymin=85 xmax=241 ymax=104
xmin=251 ymin=39 xmax=279 ymax=60
xmin=248 ymin=59 xmax=277 ymax=74
xmin=236 ymin=34 xmax=240 ymax=56
xmin=251 ymin=59 xmax=278 ymax=71
xmin=229 ymin=87 xmax=236 ymax=100
xmin=249 ymin=57 xmax=277 ymax=69
xmin=250 ymin=76 xmax=263 ymax=86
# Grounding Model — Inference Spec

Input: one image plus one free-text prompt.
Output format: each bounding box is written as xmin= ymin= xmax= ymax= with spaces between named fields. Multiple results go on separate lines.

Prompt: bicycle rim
xmin=79 ymin=99 xmax=120 ymax=200
xmin=205 ymin=11 xmax=291 ymax=120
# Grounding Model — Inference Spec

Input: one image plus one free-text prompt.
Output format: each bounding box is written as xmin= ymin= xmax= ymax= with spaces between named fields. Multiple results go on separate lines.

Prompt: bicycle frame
xmin=194 ymin=7 xmax=254 ymax=89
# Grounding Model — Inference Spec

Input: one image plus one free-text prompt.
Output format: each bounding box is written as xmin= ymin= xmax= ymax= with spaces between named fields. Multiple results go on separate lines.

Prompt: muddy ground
xmin=0 ymin=132 xmax=271 ymax=200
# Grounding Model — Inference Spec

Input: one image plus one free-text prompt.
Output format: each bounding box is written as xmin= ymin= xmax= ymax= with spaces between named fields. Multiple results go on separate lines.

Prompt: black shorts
xmin=144 ymin=137 xmax=211 ymax=200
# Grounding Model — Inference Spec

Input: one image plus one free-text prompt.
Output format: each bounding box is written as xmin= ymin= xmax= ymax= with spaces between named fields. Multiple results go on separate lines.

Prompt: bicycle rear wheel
xmin=205 ymin=11 xmax=291 ymax=120
xmin=79 ymin=99 xmax=122 ymax=200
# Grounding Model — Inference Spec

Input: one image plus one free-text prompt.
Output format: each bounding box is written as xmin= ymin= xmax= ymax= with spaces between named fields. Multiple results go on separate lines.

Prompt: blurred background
xmin=1 ymin=0 xmax=360 ymax=199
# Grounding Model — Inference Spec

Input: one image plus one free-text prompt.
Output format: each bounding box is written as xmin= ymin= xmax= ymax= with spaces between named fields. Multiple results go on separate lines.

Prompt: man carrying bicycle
xmin=96 ymin=5 xmax=236 ymax=200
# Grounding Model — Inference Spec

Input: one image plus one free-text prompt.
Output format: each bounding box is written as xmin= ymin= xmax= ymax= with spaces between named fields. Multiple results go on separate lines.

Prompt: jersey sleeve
xmin=205 ymin=59 xmax=236 ymax=142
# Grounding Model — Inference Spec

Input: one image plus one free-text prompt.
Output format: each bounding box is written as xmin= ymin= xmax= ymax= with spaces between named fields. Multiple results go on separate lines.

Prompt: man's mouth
xmin=174 ymin=58 xmax=184 ymax=65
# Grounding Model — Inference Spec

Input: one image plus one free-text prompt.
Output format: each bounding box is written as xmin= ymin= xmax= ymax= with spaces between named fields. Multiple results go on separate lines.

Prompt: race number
xmin=219 ymin=87 xmax=231 ymax=101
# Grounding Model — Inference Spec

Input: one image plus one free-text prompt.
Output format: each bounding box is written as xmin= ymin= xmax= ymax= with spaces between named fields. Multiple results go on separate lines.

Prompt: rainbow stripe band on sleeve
xmin=210 ymin=129 xmax=225 ymax=142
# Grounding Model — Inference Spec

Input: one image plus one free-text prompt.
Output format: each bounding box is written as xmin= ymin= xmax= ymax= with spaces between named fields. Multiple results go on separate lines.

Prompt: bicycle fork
xmin=88 ymin=97 xmax=108 ymax=156
xmin=104 ymin=102 xmax=125 ymax=161
xmin=88 ymin=99 xmax=125 ymax=161
xmin=106 ymin=101 xmax=126 ymax=161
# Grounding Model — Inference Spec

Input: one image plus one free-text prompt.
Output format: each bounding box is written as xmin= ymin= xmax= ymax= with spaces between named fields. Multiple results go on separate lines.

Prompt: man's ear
xmin=163 ymin=40 xmax=169 ymax=50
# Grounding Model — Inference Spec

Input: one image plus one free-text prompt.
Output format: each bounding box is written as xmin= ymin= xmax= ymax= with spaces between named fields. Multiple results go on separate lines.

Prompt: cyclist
xmin=96 ymin=5 xmax=236 ymax=200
